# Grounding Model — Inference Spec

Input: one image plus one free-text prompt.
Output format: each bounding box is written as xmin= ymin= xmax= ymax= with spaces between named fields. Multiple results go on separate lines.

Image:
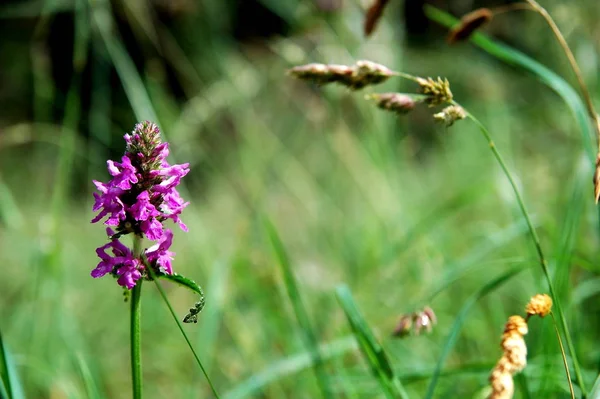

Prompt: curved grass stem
xmin=524 ymin=0 xmax=600 ymax=153
xmin=550 ymin=312 xmax=575 ymax=399
xmin=460 ymin=107 xmax=585 ymax=396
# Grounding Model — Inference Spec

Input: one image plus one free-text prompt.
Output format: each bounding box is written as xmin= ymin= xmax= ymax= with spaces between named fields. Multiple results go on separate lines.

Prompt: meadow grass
xmin=0 ymin=1 xmax=599 ymax=398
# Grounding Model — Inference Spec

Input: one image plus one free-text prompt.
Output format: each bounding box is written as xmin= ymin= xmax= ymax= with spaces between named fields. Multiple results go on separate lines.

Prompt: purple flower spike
xmin=107 ymin=156 xmax=139 ymax=190
xmin=146 ymin=230 xmax=175 ymax=275
xmin=91 ymin=121 xmax=189 ymax=289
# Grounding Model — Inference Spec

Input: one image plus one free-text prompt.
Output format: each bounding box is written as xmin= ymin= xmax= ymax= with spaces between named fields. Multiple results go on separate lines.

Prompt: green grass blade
xmin=264 ymin=218 xmax=331 ymax=398
xmin=424 ymin=266 xmax=526 ymax=399
xmin=223 ymin=337 xmax=357 ymax=399
xmin=0 ymin=176 xmax=23 ymax=230
xmin=0 ymin=330 xmax=11 ymax=399
xmin=424 ymin=5 xmax=595 ymax=162
xmin=590 ymin=374 xmax=600 ymax=399
xmin=91 ymin=1 xmax=159 ymax=125
xmin=335 ymin=285 xmax=409 ymax=399
xmin=0 ymin=330 xmax=24 ymax=399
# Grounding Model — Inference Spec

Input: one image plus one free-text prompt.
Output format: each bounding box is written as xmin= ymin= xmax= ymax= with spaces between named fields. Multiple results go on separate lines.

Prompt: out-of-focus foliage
xmin=0 ymin=0 xmax=599 ymax=397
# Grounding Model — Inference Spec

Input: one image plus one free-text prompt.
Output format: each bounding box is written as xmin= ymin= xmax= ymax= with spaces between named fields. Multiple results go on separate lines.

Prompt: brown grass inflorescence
xmin=288 ymin=60 xmax=395 ymax=90
xmin=364 ymin=0 xmax=391 ymax=37
xmin=433 ymin=105 xmax=466 ymax=126
xmin=447 ymin=8 xmax=493 ymax=44
xmin=367 ymin=93 xmax=416 ymax=115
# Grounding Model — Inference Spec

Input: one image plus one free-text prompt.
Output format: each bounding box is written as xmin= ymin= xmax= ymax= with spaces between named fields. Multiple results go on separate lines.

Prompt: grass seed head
xmin=287 ymin=63 xmax=354 ymax=86
xmin=447 ymin=8 xmax=493 ymax=44
xmin=525 ymin=294 xmax=552 ymax=318
xmin=364 ymin=0 xmax=392 ymax=37
xmin=288 ymin=60 xmax=394 ymax=90
xmin=433 ymin=105 xmax=466 ymax=126
xmin=392 ymin=314 xmax=413 ymax=337
xmin=417 ymin=77 xmax=453 ymax=105
xmin=489 ymin=367 xmax=514 ymax=399
xmin=368 ymin=93 xmax=416 ymax=114
xmin=350 ymin=60 xmax=395 ymax=90
xmin=487 ymin=315 xmax=529 ymax=398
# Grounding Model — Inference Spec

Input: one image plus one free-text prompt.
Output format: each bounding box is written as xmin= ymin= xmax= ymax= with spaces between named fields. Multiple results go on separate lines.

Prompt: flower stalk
xmin=91 ymin=121 xmax=197 ymax=397
xmin=130 ymin=279 xmax=142 ymax=399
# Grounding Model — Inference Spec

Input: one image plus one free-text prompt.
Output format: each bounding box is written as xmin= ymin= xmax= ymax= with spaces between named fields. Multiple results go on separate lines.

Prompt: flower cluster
xmin=91 ymin=121 xmax=189 ymax=289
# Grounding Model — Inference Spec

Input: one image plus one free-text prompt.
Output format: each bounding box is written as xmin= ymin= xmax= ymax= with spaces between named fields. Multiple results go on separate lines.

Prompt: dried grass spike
xmin=503 ymin=315 xmax=528 ymax=336
xmin=287 ymin=63 xmax=353 ymax=86
xmin=364 ymin=0 xmax=391 ymax=37
xmin=368 ymin=93 xmax=416 ymax=114
xmin=489 ymin=367 xmax=514 ymax=399
xmin=525 ymin=293 xmax=552 ymax=318
xmin=350 ymin=60 xmax=395 ymax=90
xmin=487 ymin=315 xmax=529 ymax=399
xmin=433 ymin=105 xmax=465 ymax=126
xmin=448 ymin=8 xmax=493 ymax=44
xmin=392 ymin=314 xmax=412 ymax=337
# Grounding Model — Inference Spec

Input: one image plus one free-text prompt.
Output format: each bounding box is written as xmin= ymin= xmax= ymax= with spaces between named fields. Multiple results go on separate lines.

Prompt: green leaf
xmin=335 ymin=285 xmax=410 ymax=399
xmin=160 ymin=273 xmax=206 ymax=323
xmin=161 ymin=272 xmax=205 ymax=297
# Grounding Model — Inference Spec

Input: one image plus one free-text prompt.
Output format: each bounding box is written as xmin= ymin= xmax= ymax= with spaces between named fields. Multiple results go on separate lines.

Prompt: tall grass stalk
xmin=460 ymin=106 xmax=581 ymax=396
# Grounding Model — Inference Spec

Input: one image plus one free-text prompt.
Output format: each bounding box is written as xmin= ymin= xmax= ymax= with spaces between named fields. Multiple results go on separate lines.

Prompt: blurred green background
xmin=1 ymin=0 xmax=600 ymax=397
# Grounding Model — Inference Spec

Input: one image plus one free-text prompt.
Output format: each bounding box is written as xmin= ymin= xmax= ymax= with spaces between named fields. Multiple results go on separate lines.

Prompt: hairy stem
xmin=461 ymin=108 xmax=586 ymax=396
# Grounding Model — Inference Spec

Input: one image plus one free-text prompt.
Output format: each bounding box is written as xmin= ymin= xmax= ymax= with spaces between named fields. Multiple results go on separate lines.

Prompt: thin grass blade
xmin=335 ymin=285 xmax=409 ymax=399
xmin=0 ymin=331 xmax=24 ymax=399
xmin=590 ymin=374 xmax=600 ymax=399
xmin=264 ymin=218 xmax=331 ymax=398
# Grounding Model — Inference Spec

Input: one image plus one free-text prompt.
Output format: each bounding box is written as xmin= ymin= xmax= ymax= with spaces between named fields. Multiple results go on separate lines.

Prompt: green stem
xmin=550 ymin=312 xmax=575 ymax=399
xmin=131 ymin=280 xmax=142 ymax=399
xmin=461 ymin=107 xmax=586 ymax=396
xmin=131 ymin=235 xmax=143 ymax=399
